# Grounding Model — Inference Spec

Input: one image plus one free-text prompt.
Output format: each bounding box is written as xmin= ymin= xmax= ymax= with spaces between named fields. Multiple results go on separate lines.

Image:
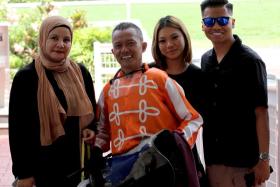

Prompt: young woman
xmin=152 ymin=15 xmax=208 ymax=187
xmin=152 ymin=15 xmax=205 ymax=113
xmin=9 ymin=16 xmax=97 ymax=187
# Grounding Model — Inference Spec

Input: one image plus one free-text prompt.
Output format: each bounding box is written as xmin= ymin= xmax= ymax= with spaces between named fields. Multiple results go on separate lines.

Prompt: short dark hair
xmin=112 ymin=22 xmax=143 ymax=41
xmin=200 ymin=0 xmax=233 ymax=16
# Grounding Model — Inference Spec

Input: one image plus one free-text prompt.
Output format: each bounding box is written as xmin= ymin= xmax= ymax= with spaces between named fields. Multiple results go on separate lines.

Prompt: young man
xmin=93 ymin=22 xmax=203 ymax=185
xmin=200 ymin=0 xmax=270 ymax=186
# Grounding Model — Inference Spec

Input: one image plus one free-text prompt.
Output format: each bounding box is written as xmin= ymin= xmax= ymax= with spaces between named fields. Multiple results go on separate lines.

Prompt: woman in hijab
xmin=9 ymin=16 xmax=97 ymax=187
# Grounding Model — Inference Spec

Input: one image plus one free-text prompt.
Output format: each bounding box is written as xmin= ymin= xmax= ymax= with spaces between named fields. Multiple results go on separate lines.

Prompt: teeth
xmin=212 ymin=32 xmax=222 ymax=35
xmin=122 ymin=55 xmax=132 ymax=60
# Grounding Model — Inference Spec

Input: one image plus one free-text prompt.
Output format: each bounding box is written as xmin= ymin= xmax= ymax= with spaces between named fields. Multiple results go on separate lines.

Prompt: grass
xmin=58 ymin=0 xmax=280 ymax=48
xmin=14 ymin=0 xmax=280 ymax=48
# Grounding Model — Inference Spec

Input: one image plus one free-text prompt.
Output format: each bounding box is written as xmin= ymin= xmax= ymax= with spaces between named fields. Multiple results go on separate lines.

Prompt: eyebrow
xmin=170 ymin=32 xmax=179 ymax=37
xmin=159 ymin=32 xmax=179 ymax=39
xmin=48 ymin=33 xmax=71 ymax=38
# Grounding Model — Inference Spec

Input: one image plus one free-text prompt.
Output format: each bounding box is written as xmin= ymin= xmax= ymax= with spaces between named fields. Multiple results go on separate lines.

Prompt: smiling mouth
xmin=211 ymin=31 xmax=224 ymax=36
xmin=166 ymin=50 xmax=179 ymax=56
xmin=167 ymin=50 xmax=177 ymax=53
xmin=121 ymin=55 xmax=133 ymax=62
xmin=122 ymin=55 xmax=132 ymax=60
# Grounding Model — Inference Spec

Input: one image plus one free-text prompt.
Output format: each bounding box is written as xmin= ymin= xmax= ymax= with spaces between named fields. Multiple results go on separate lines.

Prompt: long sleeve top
xmin=9 ymin=61 xmax=96 ymax=185
xmin=95 ymin=65 xmax=203 ymax=155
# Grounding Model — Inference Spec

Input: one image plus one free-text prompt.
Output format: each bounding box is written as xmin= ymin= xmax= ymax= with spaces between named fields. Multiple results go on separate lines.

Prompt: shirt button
xmin=215 ymin=66 xmax=220 ymax=70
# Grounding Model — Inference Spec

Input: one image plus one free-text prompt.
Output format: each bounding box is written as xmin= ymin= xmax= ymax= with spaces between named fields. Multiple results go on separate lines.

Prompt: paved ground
xmin=0 ymin=72 xmax=13 ymax=187
xmin=0 ymin=72 xmax=14 ymax=187
xmin=0 ymin=134 xmax=14 ymax=187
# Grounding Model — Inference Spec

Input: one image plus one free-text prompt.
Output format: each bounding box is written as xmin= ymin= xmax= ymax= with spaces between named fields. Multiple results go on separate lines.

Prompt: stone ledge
xmin=0 ymin=122 xmax=8 ymax=129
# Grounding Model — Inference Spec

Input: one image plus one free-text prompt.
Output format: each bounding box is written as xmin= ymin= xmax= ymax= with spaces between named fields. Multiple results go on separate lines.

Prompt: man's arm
xmin=253 ymin=106 xmax=270 ymax=185
xmin=165 ymin=77 xmax=203 ymax=148
xmin=94 ymin=90 xmax=111 ymax=152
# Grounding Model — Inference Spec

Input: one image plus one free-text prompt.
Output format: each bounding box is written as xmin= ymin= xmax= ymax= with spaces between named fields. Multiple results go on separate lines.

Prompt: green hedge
xmin=71 ymin=27 xmax=111 ymax=77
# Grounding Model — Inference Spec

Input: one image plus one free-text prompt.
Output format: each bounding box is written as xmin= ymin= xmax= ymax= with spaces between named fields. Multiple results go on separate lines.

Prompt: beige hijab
xmin=35 ymin=16 xmax=94 ymax=146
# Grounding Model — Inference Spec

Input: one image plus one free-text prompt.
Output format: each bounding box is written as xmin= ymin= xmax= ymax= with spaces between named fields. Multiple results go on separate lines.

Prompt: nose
xmin=120 ymin=45 xmax=129 ymax=53
xmin=167 ymin=40 xmax=174 ymax=48
xmin=57 ymin=40 xmax=64 ymax=48
xmin=212 ymin=21 xmax=221 ymax=28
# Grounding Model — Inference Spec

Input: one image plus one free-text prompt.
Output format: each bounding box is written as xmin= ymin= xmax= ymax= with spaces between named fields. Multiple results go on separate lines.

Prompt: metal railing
xmin=267 ymin=75 xmax=280 ymax=187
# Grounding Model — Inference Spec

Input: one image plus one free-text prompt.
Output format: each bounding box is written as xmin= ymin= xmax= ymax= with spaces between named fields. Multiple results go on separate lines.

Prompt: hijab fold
xmin=35 ymin=16 xmax=94 ymax=146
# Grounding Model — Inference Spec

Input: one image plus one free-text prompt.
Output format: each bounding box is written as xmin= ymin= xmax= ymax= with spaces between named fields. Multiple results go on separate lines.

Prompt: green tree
xmin=8 ymin=1 xmax=111 ymax=79
xmin=70 ymin=9 xmax=87 ymax=29
xmin=9 ymin=2 xmax=55 ymax=69
xmin=71 ymin=27 xmax=111 ymax=76
xmin=0 ymin=0 xmax=7 ymax=21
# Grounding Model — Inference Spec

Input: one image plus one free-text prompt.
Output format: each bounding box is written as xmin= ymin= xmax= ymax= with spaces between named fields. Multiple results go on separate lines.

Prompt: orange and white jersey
xmin=95 ymin=64 xmax=203 ymax=155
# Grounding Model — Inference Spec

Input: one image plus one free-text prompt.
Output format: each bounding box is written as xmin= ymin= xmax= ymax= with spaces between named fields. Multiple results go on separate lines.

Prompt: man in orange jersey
xmin=92 ymin=22 xmax=203 ymax=186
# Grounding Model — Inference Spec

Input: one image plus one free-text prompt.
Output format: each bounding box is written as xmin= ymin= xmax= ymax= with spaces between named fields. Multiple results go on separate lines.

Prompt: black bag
xmin=82 ymin=130 xmax=201 ymax=187
xmin=192 ymin=145 xmax=209 ymax=187
xmin=116 ymin=141 xmax=175 ymax=187
xmin=117 ymin=130 xmax=200 ymax=187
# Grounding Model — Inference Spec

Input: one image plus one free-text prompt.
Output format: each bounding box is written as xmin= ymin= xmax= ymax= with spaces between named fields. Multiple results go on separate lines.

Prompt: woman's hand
xmin=82 ymin=128 xmax=96 ymax=144
xmin=16 ymin=177 xmax=35 ymax=187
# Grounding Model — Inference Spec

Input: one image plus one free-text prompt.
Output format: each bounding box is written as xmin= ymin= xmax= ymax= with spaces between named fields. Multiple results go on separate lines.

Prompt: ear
xmin=142 ymin=42 xmax=147 ymax=53
xmin=111 ymin=48 xmax=115 ymax=55
xmin=201 ymin=20 xmax=206 ymax=31
xmin=231 ymin=18 xmax=236 ymax=29
xmin=202 ymin=24 xmax=206 ymax=32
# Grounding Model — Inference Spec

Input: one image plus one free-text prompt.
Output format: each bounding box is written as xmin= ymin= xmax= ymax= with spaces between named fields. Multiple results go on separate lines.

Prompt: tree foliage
xmin=72 ymin=27 xmax=111 ymax=76
xmin=9 ymin=2 xmax=55 ymax=69
xmin=7 ymin=1 xmax=111 ymax=79
xmin=0 ymin=0 xmax=8 ymax=21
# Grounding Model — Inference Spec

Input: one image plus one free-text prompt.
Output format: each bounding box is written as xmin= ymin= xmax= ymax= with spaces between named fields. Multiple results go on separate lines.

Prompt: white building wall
xmin=0 ymin=24 xmax=9 ymax=108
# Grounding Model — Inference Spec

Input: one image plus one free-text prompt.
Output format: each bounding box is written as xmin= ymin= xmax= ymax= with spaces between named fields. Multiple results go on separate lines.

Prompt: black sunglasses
xmin=202 ymin=17 xmax=230 ymax=27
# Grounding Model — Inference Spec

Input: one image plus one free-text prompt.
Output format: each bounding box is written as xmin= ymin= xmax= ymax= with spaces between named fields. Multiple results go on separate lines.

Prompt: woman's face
xmin=158 ymin=26 xmax=185 ymax=62
xmin=45 ymin=27 xmax=72 ymax=62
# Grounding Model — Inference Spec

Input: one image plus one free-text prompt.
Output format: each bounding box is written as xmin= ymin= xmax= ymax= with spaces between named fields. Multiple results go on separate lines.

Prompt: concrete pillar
xmin=0 ymin=23 xmax=9 ymax=108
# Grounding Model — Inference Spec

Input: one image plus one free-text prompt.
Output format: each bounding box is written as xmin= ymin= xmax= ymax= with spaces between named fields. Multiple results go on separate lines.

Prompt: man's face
xmin=202 ymin=6 xmax=235 ymax=45
xmin=111 ymin=28 xmax=147 ymax=73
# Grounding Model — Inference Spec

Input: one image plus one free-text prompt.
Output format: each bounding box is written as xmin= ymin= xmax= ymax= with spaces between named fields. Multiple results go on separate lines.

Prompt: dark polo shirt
xmin=201 ymin=35 xmax=268 ymax=168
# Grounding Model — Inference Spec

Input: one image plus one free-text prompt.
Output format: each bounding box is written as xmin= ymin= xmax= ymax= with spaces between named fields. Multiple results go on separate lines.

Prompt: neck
xmin=121 ymin=63 xmax=145 ymax=75
xmin=110 ymin=65 xmax=145 ymax=85
xmin=213 ymin=37 xmax=235 ymax=63
xmin=121 ymin=62 xmax=143 ymax=74
xmin=166 ymin=59 xmax=188 ymax=75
